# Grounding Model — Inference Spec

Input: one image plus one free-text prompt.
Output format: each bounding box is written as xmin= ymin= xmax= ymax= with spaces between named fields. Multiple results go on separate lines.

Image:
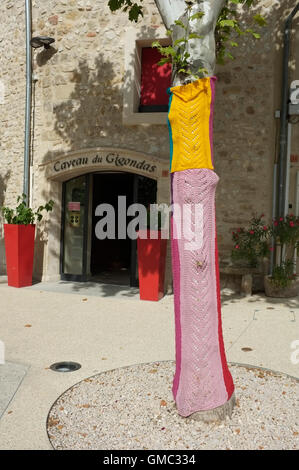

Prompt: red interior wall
xmin=140 ymin=47 xmax=172 ymax=106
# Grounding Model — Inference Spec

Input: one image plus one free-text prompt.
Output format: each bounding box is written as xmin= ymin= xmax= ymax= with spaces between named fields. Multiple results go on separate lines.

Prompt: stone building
xmin=0 ymin=0 xmax=298 ymax=290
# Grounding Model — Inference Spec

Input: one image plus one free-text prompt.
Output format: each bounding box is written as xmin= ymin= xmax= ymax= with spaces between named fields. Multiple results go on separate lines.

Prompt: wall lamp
xmin=30 ymin=36 xmax=55 ymax=49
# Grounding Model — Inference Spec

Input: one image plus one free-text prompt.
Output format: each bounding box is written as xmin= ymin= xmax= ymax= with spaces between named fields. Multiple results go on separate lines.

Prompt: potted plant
xmin=1 ymin=194 xmax=54 ymax=287
xmin=137 ymin=207 xmax=167 ymax=301
xmin=264 ymin=214 xmax=299 ymax=298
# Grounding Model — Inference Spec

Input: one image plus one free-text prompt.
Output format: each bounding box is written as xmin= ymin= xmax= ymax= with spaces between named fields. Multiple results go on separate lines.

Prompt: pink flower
xmin=290 ymin=221 xmax=294 ymax=227
xmin=274 ymin=221 xmax=278 ymax=226
xmin=279 ymin=217 xmax=283 ymax=221
xmin=235 ymin=245 xmax=240 ymax=249
xmin=249 ymin=230 xmax=254 ymax=235
xmin=263 ymin=225 xmax=268 ymax=231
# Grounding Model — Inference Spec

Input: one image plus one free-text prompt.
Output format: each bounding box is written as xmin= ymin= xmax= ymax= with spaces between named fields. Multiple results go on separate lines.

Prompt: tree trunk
xmin=155 ymin=0 xmax=236 ymax=422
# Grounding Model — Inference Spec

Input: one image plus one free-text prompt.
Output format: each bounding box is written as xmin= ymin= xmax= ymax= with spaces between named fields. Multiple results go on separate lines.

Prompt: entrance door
xmin=61 ymin=172 xmax=157 ymax=286
xmin=91 ymin=172 xmax=134 ymax=286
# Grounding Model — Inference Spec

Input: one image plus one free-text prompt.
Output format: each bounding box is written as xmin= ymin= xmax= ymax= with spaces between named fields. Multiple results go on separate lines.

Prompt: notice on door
xmin=68 ymin=202 xmax=80 ymax=211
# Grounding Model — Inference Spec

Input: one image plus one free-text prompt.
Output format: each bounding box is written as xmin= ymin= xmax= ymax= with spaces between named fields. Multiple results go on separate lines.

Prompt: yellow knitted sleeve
xmin=168 ymin=78 xmax=215 ymax=173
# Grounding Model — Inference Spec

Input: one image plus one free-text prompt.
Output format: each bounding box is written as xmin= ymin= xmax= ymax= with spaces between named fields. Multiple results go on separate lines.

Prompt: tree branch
xmin=154 ymin=0 xmax=187 ymax=29
xmin=155 ymin=1 xmax=226 ymax=29
xmin=208 ymin=0 xmax=227 ymax=21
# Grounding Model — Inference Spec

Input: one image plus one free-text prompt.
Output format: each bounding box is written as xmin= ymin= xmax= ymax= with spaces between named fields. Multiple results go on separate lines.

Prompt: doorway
xmin=60 ymin=172 xmax=157 ymax=286
xmin=91 ymin=172 xmax=134 ymax=285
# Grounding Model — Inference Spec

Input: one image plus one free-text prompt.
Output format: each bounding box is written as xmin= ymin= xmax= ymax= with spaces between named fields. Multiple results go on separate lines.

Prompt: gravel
xmin=47 ymin=361 xmax=299 ymax=450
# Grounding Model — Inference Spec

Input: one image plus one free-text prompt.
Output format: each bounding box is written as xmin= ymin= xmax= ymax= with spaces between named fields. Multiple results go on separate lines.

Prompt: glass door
xmin=130 ymin=175 xmax=157 ymax=287
xmin=61 ymin=174 xmax=90 ymax=281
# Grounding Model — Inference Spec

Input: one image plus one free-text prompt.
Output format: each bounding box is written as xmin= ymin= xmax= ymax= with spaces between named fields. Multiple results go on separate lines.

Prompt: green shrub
xmin=1 ymin=194 xmax=54 ymax=225
xmin=231 ymin=214 xmax=270 ymax=267
xmin=269 ymin=260 xmax=296 ymax=288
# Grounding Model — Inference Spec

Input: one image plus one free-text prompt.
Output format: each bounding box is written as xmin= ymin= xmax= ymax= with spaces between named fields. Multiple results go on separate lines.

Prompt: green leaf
xmin=108 ymin=0 xmax=124 ymax=12
xmin=157 ymin=58 xmax=172 ymax=66
xmin=174 ymin=20 xmax=186 ymax=29
xmin=219 ymin=19 xmax=236 ymax=28
xmin=1 ymin=195 xmax=54 ymax=225
xmin=190 ymin=12 xmax=205 ymax=21
xmin=151 ymin=41 xmax=160 ymax=49
xmin=108 ymin=0 xmax=144 ymax=22
xmin=188 ymin=33 xmax=204 ymax=40
xmin=197 ymin=67 xmax=208 ymax=75
xmin=225 ymin=51 xmax=235 ymax=60
xmin=128 ymin=4 xmax=143 ymax=22
xmin=253 ymin=14 xmax=267 ymax=27
xmin=174 ymin=38 xmax=187 ymax=47
xmin=159 ymin=46 xmax=176 ymax=57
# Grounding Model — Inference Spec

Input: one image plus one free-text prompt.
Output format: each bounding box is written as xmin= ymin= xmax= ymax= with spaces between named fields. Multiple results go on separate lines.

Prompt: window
xmin=123 ymin=28 xmax=171 ymax=126
xmin=139 ymin=47 xmax=171 ymax=113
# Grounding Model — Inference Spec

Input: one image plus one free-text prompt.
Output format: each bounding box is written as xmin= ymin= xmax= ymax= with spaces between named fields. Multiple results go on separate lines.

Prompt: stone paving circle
xmin=47 ymin=361 xmax=299 ymax=450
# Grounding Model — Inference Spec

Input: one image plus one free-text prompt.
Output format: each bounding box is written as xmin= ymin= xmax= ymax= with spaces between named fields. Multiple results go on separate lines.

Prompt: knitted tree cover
xmin=168 ymin=77 xmax=235 ymax=417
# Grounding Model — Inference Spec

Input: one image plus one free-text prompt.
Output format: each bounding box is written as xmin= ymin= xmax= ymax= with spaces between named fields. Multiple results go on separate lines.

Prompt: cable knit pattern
xmin=168 ymin=78 xmax=215 ymax=173
xmin=169 ymin=78 xmax=235 ymax=417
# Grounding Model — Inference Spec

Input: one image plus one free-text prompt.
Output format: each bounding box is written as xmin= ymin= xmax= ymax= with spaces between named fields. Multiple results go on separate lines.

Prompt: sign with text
xmin=68 ymin=202 xmax=80 ymax=212
xmin=43 ymin=148 xmax=169 ymax=182
xmin=52 ymin=153 xmax=157 ymax=175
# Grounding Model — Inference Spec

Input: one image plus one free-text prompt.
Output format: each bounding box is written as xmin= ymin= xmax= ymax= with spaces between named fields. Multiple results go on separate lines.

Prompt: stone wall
xmin=0 ymin=1 xmax=26 ymax=270
xmin=213 ymin=1 xmax=278 ymax=260
xmin=0 ymin=0 xmax=298 ymax=280
xmin=30 ymin=0 xmax=171 ymax=281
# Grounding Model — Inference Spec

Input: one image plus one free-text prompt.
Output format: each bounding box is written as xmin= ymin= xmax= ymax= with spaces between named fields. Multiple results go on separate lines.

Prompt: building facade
xmin=0 ymin=0 xmax=298 ymax=289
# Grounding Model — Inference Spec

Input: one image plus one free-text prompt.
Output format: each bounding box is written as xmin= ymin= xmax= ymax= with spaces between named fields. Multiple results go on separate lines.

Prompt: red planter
xmin=137 ymin=229 xmax=167 ymax=301
xmin=4 ymin=224 xmax=36 ymax=288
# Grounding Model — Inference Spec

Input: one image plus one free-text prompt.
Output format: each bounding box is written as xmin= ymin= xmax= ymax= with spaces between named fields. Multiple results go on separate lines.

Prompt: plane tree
xmin=107 ymin=0 xmax=264 ymax=422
